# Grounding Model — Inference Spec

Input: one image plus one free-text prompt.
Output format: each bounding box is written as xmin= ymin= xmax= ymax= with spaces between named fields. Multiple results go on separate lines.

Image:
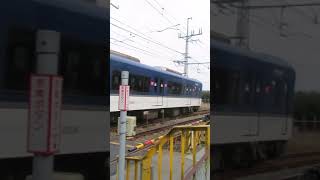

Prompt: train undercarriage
xmin=212 ymin=141 xmax=288 ymax=171
xmin=110 ymin=106 xmax=200 ymax=126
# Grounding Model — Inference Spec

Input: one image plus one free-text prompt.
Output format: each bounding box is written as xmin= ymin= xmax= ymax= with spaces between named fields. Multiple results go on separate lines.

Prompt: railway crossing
xmin=110 ymin=124 xmax=210 ymax=180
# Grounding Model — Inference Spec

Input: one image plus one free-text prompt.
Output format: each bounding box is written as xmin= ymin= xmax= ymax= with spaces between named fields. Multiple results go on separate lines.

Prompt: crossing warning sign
xmin=118 ymin=85 xmax=130 ymax=111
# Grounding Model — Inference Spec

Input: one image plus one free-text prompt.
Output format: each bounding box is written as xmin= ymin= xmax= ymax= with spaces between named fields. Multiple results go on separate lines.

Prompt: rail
xmin=116 ymin=124 xmax=210 ymax=180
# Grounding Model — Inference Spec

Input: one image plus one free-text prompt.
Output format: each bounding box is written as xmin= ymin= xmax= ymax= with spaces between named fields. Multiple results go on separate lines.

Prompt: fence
xmin=116 ymin=124 xmax=210 ymax=180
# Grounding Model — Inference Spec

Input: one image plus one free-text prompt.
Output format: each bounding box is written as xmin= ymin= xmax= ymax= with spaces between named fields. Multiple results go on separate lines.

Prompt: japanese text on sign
xmin=28 ymin=75 xmax=63 ymax=155
xmin=118 ymin=85 xmax=130 ymax=111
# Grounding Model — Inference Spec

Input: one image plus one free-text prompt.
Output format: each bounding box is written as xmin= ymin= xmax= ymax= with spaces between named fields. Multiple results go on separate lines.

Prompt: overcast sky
xmin=212 ymin=0 xmax=320 ymax=92
xmin=110 ymin=0 xmax=210 ymax=90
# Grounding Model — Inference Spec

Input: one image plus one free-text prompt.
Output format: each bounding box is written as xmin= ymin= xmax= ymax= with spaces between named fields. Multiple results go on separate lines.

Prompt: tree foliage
xmin=294 ymin=91 xmax=320 ymax=120
xmin=201 ymin=90 xmax=210 ymax=103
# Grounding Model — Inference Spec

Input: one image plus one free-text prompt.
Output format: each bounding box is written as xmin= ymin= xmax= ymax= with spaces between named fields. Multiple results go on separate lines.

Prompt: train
xmin=211 ymin=40 xmax=295 ymax=169
xmin=110 ymin=51 xmax=203 ymax=123
xmin=0 ymin=0 xmax=107 ymax=179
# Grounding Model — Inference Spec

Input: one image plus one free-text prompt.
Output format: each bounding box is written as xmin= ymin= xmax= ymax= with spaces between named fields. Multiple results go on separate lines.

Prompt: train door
xmin=281 ymin=80 xmax=289 ymax=135
xmin=189 ymin=85 xmax=192 ymax=105
xmin=245 ymin=71 xmax=259 ymax=136
xmin=186 ymin=84 xmax=191 ymax=105
xmin=153 ymin=77 xmax=164 ymax=106
xmin=255 ymin=79 xmax=262 ymax=137
xmin=158 ymin=78 xmax=164 ymax=106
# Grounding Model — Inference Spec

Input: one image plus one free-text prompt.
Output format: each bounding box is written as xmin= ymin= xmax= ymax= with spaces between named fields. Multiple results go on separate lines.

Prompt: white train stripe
xmin=0 ymin=108 xmax=108 ymax=158
xmin=211 ymin=115 xmax=292 ymax=144
xmin=110 ymin=95 xmax=201 ymax=112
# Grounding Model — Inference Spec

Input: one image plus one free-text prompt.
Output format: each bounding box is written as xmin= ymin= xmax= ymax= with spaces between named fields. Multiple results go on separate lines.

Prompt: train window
xmin=60 ymin=36 xmax=105 ymax=97
xmin=159 ymin=79 xmax=164 ymax=94
xmin=274 ymin=79 xmax=287 ymax=111
xmin=243 ymin=72 xmax=255 ymax=105
xmin=129 ymin=74 xmax=150 ymax=93
xmin=4 ymin=27 xmax=35 ymax=91
xmin=190 ymin=85 xmax=195 ymax=96
xmin=154 ymin=78 xmax=158 ymax=92
xmin=129 ymin=75 xmax=136 ymax=90
xmin=271 ymin=80 xmax=277 ymax=105
xmin=168 ymin=81 xmax=182 ymax=95
xmin=92 ymin=56 xmax=106 ymax=95
xmin=112 ymin=70 xmax=121 ymax=90
xmin=256 ymin=82 xmax=261 ymax=93
xmin=2 ymin=28 xmax=106 ymax=101
xmin=214 ymin=68 xmax=240 ymax=105
xmin=186 ymin=84 xmax=193 ymax=96
xmin=143 ymin=76 xmax=150 ymax=92
xmin=63 ymin=51 xmax=81 ymax=94
xmin=140 ymin=77 xmax=148 ymax=92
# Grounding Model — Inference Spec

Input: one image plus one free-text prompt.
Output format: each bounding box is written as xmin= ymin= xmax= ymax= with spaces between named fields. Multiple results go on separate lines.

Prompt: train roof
xmin=32 ymin=0 xmax=107 ymax=19
xmin=211 ymin=40 xmax=294 ymax=70
xmin=1 ymin=0 xmax=107 ymax=44
xmin=110 ymin=53 xmax=202 ymax=84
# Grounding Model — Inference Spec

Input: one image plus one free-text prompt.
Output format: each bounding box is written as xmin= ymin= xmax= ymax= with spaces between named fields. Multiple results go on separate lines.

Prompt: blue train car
xmin=110 ymin=52 xmax=202 ymax=121
xmin=0 ymin=0 xmax=107 ymax=179
xmin=211 ymin=40 xmax=295 ymax=169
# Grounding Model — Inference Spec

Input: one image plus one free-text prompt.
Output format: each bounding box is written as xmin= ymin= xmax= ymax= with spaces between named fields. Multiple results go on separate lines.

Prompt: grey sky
xmin=110 ymin=0 xmax=210 ymax=90
xmin=211 ymin=0 xmax=320 ymax=92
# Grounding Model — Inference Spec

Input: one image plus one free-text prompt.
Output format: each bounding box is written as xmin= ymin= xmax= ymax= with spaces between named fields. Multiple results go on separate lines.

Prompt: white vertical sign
xmin=28 ymin=75 xmax=63 ymax=154
xmin=118 ymin=85 xmax=130 ymax=111
xmin=49 ymin=76 xmax=63 ymax=152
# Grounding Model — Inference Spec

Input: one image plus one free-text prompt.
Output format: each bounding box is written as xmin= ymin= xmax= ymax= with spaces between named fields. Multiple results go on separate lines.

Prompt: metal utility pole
xmin=118 ymin=71 xmax=129 ymax=180
xmin=213 ymin=0 xmax=320 ymax=46
xmin=178 ymin=17 xmax=202 ymax=77
xmin=236 ymin=0 xmax=250 ymax=48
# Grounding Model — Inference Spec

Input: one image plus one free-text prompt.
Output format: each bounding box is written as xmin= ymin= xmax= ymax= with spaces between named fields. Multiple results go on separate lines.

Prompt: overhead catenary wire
xmin=212 ymin=2 xmax=317 ymax=39
xmin=110 ymin=21 xmax=184 ymax=56
xmin=111 ymin=0 xmax=210 ymax=79
xmin=143 ymin=0 xmax=184 ymax=32
xmin=111 ymin=36 xmax=183 ymax=65
xmin=111 ymin=38 xmax=158 ymax=56
xmin=190 ymin=57 xmax=210 ymax=69
xmin=111 ymin=27 xmax=182 ymax=60
xmin=111 ymin=41 xmax=160 ymax=58
xmin=110 ymin=19 xmax=194 ymax=70
xmin=142 ymin=0 xmax=188 ymax=34
xmin=110 ymin=43 xmax=156 ymax=57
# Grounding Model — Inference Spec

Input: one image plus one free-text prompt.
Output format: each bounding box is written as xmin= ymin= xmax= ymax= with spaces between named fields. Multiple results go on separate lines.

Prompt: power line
xmin=111 ymin=17 xmax=171 ymax=42
xmin=110 ymin=42 xmax=157 ymax=58
xmin=142 ymin=0 xmax=188 ymax=35
xmin=212 ymin=1 xmax=318 ymax=39
xmin=151 ymin=0 xmax=164 ymax=10
xmin=143 ymin=0 xmax=175 ymax=25
xmin=190 ymin=57 xmax=210 ymax=69
xmin=111 ymin=31 xmax=181 ymax=60
xmin=111 ymin=38 xmax=158 ymax=56
xmin=241 ymin=2 xmax=320 ymax=9
xmin=110 ymin=22 xmax=184 ymax=55
xmin=111 ymin=30 xmax=132 ymax=40
xmin=281 ymin=0 xmax=318 ymax=24
xmin=111 ymin=35 xmax=183 ymax=64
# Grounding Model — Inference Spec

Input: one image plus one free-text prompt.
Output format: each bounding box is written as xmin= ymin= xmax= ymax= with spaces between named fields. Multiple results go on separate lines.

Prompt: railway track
xmin=110 ymin=109 xmax=209 ymax=132
xmin=213 ymin=152 xmax=320 ymax=180
xmin=128 ymin=113 xmax=208 ymax=140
